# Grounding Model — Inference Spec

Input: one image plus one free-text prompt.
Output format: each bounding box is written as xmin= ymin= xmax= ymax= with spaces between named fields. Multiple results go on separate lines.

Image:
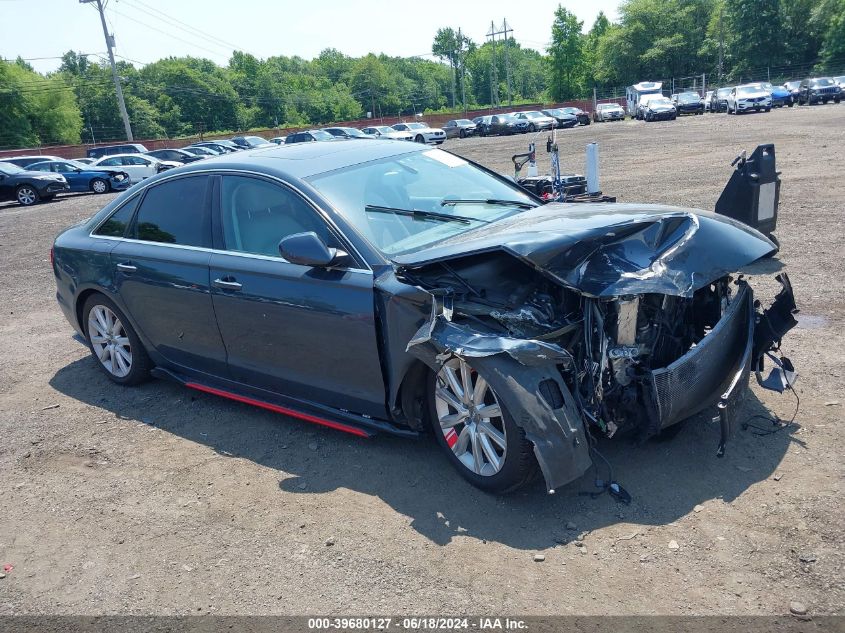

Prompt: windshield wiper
xmin=441 ymin=198 xmax=536 ymax=210
xmin=364 ymin=204 xmax=488 ymax=225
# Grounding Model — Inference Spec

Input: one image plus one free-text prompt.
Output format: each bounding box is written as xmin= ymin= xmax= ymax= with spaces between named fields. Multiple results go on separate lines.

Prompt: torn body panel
xmin=406 ymin=312 xmax=593 ymax=491
xmin=394 ymin=203 xmax=778 ymax=298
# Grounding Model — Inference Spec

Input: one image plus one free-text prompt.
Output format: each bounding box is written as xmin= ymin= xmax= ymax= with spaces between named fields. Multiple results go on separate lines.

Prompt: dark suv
xmin=87 ymin=143 xmax=149 ymax=159
xmin=673 ymin=92 xmax=705 ymax=115
xmin=797 ymin=77 xmax=842 ymax=105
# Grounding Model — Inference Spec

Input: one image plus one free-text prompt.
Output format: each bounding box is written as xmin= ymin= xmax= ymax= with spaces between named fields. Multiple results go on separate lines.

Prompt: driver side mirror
xmin=279 ymin=232 xmax=347 ymax=268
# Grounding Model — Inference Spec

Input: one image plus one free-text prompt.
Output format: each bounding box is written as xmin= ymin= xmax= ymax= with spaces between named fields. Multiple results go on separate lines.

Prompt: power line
xmin=120 ymin=0 xmax=247 ymax=54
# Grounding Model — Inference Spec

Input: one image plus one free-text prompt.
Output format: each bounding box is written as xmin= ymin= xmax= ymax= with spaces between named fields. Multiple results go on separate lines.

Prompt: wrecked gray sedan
xmin=53 ymin=140 xmax=797 ymax=495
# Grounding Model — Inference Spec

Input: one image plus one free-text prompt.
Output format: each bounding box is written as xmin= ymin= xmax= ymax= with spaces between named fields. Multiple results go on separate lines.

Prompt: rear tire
xmin=428 ymin=359 xmax=538 ymax=494
xmin=82 ymin=294 xmax=152 ymax=386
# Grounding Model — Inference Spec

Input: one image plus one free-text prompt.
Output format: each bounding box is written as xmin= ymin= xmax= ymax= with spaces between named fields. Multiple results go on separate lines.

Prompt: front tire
xmin=83 ymin=294 xmax=152 ymax=386
xmin=415 ymin=134 xmax=424 ymax=144
xmin=429 ymin=358 xmax=537 ymax=494
xmin=16 ymin=185 xmax=39 ymax=206
xmin=91 ymin=178 xmax=110 ymax=194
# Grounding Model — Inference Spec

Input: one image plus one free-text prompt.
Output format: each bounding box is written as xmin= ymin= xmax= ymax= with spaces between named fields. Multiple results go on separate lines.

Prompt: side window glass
xmin=133 ymin=176 xmax=209 ymax=246
xmin=94 ymin=196 xmax=140 ymax=237
xmin=220 ymin=176 xmax=337 ymax=258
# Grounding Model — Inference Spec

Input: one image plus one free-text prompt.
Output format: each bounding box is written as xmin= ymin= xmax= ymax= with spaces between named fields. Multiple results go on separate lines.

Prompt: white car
xmin=726 ymin=84 xmax=772 ymax=114
xmin=361 ymin=126 xmax=413 ymax=141
xmin=595 ymin=103 xmax=626 ymax=121
xmin=512 ymin=110 xmax=557 ymax=131
xmin=391 ymin=122 xmax=446 ymax=144
xmin=92 ymin=154 xmax=180 ymax=183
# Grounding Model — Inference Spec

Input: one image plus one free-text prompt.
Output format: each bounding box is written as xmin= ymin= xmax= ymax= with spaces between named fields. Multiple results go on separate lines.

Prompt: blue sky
xmin=0 ymin=0 xmax=620 ymax=73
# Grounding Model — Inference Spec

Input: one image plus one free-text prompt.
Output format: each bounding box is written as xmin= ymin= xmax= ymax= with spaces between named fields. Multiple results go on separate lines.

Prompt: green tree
xmin=584 ymin=12 xmax=611 ymax=87
xmin=0 ymin=59 xmax=81 ymax=148
xmin=548 ymin=5 xmax=585 ymax=100
xmin=724 ymin=0 xmax=784 ymax=77
xmin=813 ymin=0 xmax=845 ymax=67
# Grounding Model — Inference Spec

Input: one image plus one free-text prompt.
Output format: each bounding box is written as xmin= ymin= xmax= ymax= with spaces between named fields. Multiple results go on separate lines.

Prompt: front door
xmin=208 ymin=174 xmax=386 ymax=417
xmin=111 ymin=174 xmax=228 ymax=375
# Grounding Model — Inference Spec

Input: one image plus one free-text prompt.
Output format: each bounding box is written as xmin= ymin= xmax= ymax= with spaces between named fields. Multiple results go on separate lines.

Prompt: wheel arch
xmin=394 ymin=359 xmax=431 ymax=432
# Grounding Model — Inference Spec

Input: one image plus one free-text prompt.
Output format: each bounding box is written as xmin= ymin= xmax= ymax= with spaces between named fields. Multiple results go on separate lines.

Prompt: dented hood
xmin=394 ymin=203 xmax=777 ymax=298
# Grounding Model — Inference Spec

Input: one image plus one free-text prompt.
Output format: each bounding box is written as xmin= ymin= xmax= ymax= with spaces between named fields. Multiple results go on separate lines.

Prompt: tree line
xmin=1 ymin=0 xmax=843 ymax=149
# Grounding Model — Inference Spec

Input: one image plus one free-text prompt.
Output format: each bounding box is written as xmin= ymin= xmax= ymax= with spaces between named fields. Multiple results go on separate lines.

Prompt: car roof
xmin=171 ymin=138 xmax=424 ymax=180
xmin=95 ymin=153 xmax=156 ymax=160
xmin=7 ymin=155 xmax=63 ymax=161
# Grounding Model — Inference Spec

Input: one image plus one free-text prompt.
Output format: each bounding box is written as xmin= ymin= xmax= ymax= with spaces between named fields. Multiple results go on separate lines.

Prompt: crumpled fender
xmin=407 ymin=313 xmax=593 ymax=492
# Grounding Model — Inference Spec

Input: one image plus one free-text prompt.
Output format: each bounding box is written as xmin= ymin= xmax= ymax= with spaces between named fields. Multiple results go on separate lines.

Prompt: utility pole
xmin=458 ymin=27 xmax=467 ymax=115
xmin=717 ymin=4 xmax=724 ymax=82
xmin=80 ymin=0 xmax=133 ymax=141
xmin=501 ymin=19 xmax=513 ymax=106
xmin=487 ymin=21 xmax=499 ymax=108
xmin=488 ymin=20 xmax=513 ymax=108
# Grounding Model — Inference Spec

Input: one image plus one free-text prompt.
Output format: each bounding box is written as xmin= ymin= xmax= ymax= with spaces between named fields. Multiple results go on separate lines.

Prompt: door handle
xmin=116 ymin=262 xmax=137 ymax=273
xmin=213 ymin=277 xmax=242 ymax=291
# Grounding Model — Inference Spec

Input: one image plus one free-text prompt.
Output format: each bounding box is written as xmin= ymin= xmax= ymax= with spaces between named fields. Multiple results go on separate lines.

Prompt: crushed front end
xmin=397 ymin=205 xmax=799 ymax=492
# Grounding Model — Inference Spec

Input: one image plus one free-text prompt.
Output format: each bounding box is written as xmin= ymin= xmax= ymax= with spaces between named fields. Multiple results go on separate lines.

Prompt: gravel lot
xmin=0 ymin=105 xmax=842 ymax=616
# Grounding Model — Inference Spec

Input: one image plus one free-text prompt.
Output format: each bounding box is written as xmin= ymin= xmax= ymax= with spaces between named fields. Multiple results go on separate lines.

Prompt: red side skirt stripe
xmin=185 ymin=382 xmax=370 ymax=438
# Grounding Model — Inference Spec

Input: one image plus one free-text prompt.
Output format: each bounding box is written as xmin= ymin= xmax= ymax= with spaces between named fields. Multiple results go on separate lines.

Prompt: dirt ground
xmin=0 ymin=105 xmax=842 ymax=617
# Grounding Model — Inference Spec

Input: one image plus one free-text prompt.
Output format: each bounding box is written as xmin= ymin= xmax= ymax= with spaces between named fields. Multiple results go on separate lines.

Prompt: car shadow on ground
xmin=50 ymin=352 xmax=803 ymax=549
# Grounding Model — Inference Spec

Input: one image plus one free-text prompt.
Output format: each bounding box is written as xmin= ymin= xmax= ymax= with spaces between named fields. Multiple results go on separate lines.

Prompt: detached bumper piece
xmin=650 ymin=282 xmax=754 ymax=436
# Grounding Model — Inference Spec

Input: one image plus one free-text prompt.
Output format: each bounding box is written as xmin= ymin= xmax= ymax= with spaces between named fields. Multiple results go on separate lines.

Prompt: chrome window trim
xmin=88 ymin=167 xmax=372 ymax=271
xmin=89 ymin=235 xmax=372 ymax=275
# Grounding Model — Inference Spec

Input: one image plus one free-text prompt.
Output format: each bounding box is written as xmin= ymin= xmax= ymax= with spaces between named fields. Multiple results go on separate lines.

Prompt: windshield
xmin=246 ymin=136 xmax=270 ymax=145
xmin=456 ymin=119 xmax=474 ymax=125
xmin=834 ymin=77 xmax=845 ymax=83
xmin=785 ymin=81 xmax=800 ymax=89
xmin=737 ymin=86 xmax=762 ymax=95
xmin=811 ymin=78 xmax=834 ymax=86
xmin=307 ymin=148 xmax=536 ymax=257
xmin=759 ymin=82 xmax=774 ymax=90
xmin=717 ymin=88 xmax=732 ymax=97
xmin=310 ymin=130 xmax=334 ymax=141
xmin=649 ymin=98 xmax=672 ymax=106
xmin=405 ymin=123 xmax=426 ymax=130
xmin=374 ymin=126 xmax=394 ymax=133
xmin=523 ymin=111 xmax=544 ymax=119
xmin=341 ymin=128 xmax=367 ymax=137
xmin=678 ymin=93 xmax=699 ymax=102
xmin=0 ymin=162 xmax=24 ymax=174
xmin=561 ymin=107 xmax=579 ymax=114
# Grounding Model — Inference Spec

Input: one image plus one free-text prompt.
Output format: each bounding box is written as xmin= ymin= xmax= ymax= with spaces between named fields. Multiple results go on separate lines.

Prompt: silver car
xmin=513 ymin=111 xmax=557 ymax=132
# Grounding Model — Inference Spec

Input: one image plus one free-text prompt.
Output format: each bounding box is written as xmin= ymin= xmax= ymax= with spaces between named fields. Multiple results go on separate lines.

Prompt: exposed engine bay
xmin=403 ymin=252 xmax=761 ymax=441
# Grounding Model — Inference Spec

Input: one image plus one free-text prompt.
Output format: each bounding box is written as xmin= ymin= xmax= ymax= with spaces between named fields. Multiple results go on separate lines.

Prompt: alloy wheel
xmin=17 ymin=187 xmax=37 ymax=205
xmin=87 ymin=305 xmax=132 ymax=378
xmin=92 ymin=179 xmax=108 ymax=193
xmin=434 ymin=358 xmax=507 ymax=477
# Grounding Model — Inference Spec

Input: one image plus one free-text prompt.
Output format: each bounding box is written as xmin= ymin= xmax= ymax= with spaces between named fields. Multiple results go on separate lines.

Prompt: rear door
xmin=110 ymin=174 xmax=228 ymax=375
xmin=208 ymin=174 xmax=386 ymax=417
